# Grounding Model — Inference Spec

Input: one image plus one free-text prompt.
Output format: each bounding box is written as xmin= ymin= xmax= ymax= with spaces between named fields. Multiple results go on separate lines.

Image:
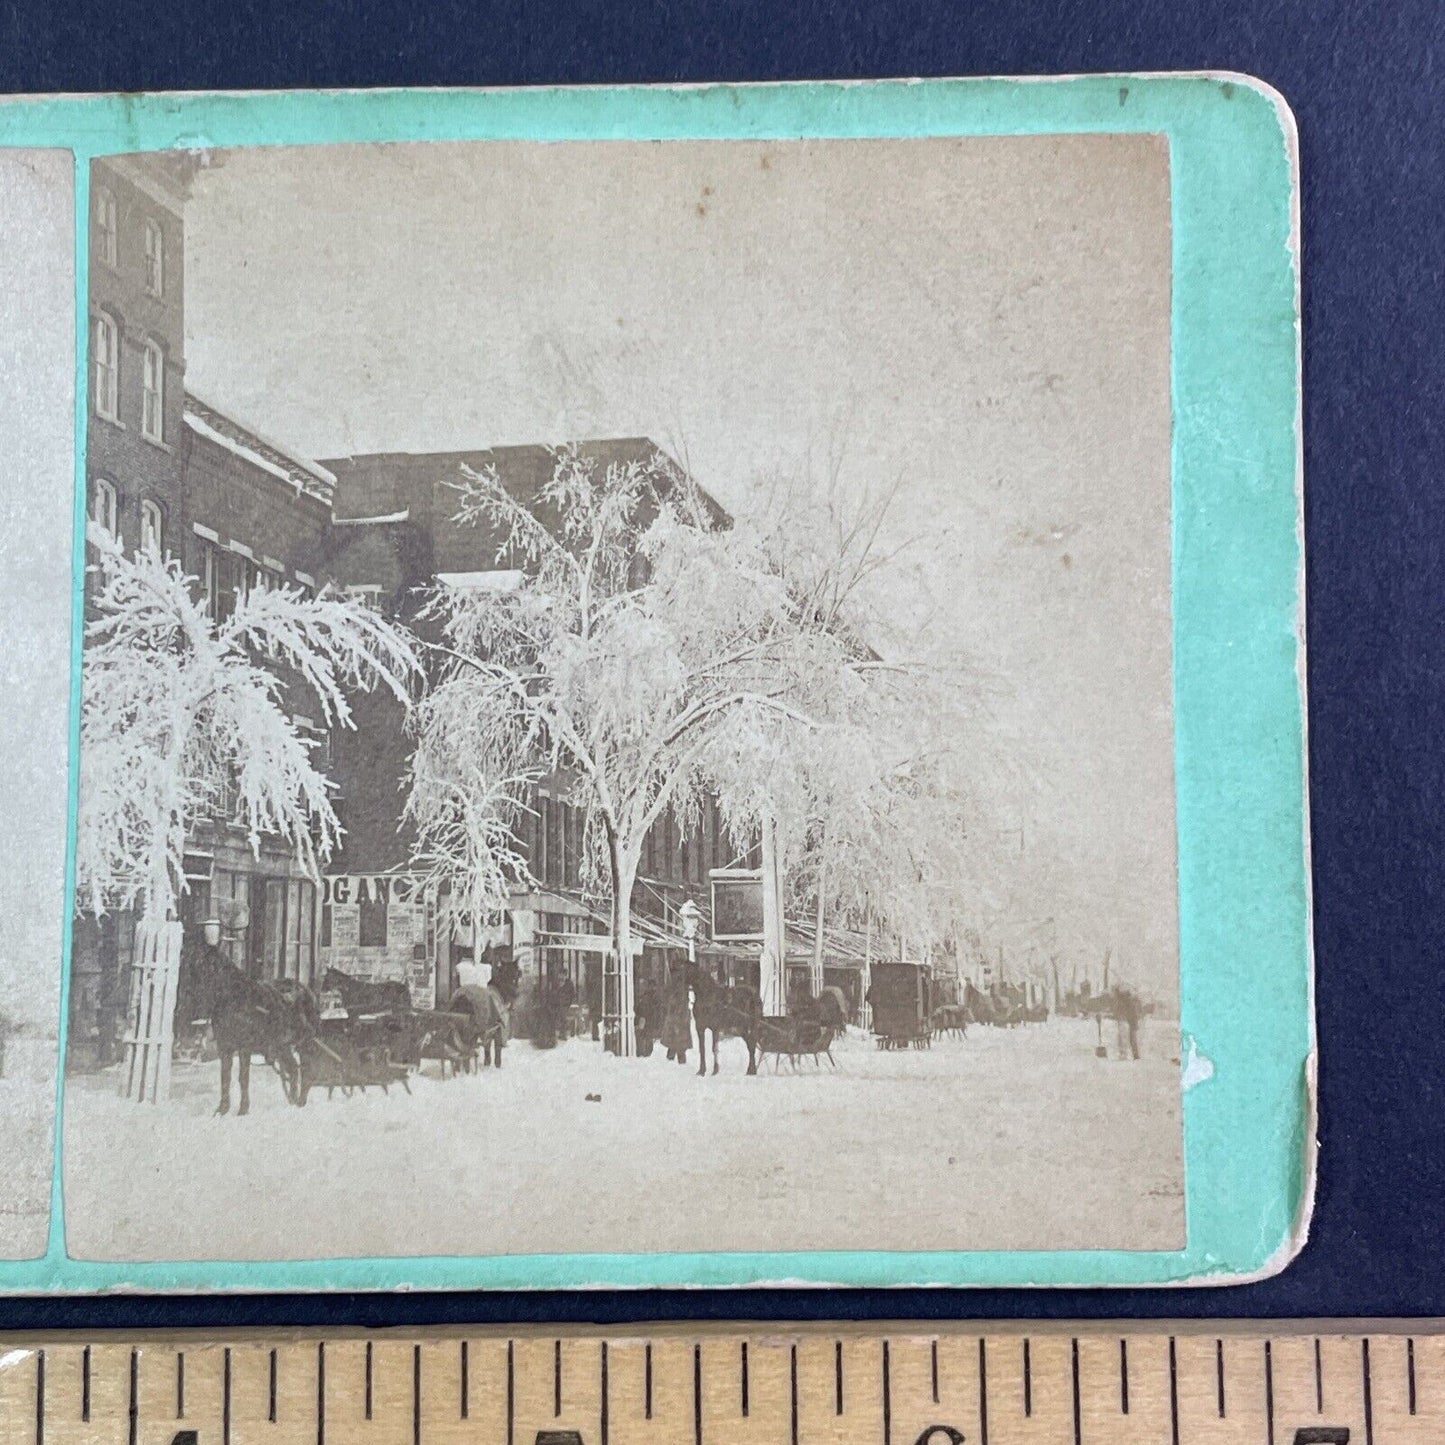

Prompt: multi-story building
xmin=172 ymin=394 xmax=337 ymax=982
xmin=85 ymin=155 xmax=191 ymax=558
xmin=71 ymin=155 xmax=195 ymax=1068
xmin=71 ymin=158 xmax=341 ymax=1066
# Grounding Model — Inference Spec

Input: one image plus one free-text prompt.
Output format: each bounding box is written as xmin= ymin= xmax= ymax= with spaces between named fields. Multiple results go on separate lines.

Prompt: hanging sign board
xmin=710 ymin=867 xmax=765 ymax=943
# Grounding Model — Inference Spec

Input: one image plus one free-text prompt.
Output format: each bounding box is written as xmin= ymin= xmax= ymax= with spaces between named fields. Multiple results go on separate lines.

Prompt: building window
xmin=141 ymin=340 xmax=164 ymax=441
xmin=139 ymin=499 xmax=164 ymax=555
xmin=94 ymin=188 xmax=117 ymax=267
xmin=264 ymin=879 xmax=287 ymax=978
xmin=143 ymin=217 xmax=164 ymax=296
xmin=92 ymin=313 xmax=119 ymax=421
xmin=198 ymin=541 xmax=219 ymax=618
xmin=90 ymin=477 xmax=118 ymax=541
xmin=287 ymin=880 xmax=316 ymax=983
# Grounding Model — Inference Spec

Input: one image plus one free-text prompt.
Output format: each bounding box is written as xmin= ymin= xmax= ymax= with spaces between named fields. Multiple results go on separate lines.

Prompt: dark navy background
xmin=1 ymin=0 xmax=1442 ymax=1327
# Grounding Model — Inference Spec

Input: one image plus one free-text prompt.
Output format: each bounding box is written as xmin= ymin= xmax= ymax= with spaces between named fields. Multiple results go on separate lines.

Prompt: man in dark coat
xmin=176 ymin=916 xmax=228 ymax=1044
xmin=1112 ymin=985 xmax=1143 ymax=1060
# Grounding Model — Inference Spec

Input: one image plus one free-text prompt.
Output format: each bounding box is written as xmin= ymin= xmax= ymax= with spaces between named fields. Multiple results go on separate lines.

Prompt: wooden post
xmin=860 ymin=907 xmax=873 ymax=1032
xmin=810 ymin=830 xmax=827 ymax=998
xmin=120 ymin=917 xmax=183 ymax=1104
xmin=759 ymin=817 xmax=785 ymax=1015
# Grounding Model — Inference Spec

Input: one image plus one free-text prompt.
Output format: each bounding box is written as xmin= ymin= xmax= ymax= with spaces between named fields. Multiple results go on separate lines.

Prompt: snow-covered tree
xmin=699 ymin=473 xmax=1003 ymax=978
xmin=409 ymin=447 xmax=849 ymax=1052
xmin=78 ymin=527 xmax=422 ymax=924
xmin=409 ymin=445 xmax=1005 ymax=1049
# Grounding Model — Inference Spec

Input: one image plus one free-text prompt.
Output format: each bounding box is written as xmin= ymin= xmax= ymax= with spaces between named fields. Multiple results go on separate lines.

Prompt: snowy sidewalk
xmin=62 ymin=1019 xmax=1183 ymax=1261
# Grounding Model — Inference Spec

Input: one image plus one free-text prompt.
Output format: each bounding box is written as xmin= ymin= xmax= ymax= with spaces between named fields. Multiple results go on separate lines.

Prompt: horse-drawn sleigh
xmin=190 ymin=952 xmax=509 ymax=1115
xmin=866 ymin=962 xmax=935 ymax=1050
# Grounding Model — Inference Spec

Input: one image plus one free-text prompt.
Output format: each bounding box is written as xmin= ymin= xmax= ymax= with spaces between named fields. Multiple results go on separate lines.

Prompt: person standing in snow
xmin=1112 ymin=985 xmax=1143 ymax=1060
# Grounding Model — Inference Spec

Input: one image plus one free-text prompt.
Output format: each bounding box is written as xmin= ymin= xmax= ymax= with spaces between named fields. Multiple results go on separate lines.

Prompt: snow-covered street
xmin=63 ymin=1018 xmax=1183 ymax=1261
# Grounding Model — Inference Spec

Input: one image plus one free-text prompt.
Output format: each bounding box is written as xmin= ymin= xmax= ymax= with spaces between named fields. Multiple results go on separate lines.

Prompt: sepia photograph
xmin=60 ymin=133 xmax=1183 ymax=1263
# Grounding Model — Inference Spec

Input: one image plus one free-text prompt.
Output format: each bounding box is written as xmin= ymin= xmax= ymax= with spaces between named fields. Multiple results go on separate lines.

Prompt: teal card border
xmin=0 ymin=75 xmax=1309 ymax=1292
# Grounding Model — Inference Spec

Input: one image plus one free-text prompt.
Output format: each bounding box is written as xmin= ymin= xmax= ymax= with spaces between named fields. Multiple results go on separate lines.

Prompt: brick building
xmin=72 ymin=155 xmax=194 ymax=1065
xmin=71 ymin=157 xmax=343 ymax=1065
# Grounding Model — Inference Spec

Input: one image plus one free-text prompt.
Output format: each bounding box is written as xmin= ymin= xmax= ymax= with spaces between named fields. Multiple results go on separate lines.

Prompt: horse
xmin=684 ymin=961 xmax=761 ymax=1076
xmin=796 ymin=985 xmax=849 ymax=1035
xmin=446 ymin=983 xmax=509 ymax=1069
xmin=322 ymin=966 xmax=412 ymax=1016
xmin=931 ymin=1003 xmax=970 ymax=1039
xmin=192 ymin=954 xmax=317 ymax=1116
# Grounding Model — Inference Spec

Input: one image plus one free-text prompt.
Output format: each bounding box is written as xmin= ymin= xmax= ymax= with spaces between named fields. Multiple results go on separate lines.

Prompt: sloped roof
xmin=185 ymin=393 xmax=336 ymax=506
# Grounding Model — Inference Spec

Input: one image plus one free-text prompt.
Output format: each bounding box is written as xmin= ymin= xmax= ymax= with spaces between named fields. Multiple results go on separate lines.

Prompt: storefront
xmin=318 ymin=872 xmax=439 ymax=1010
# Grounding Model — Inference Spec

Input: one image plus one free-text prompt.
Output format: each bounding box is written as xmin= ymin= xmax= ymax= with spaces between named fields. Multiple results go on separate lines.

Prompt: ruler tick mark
xmin=1216 ymin=1339 xmax=1225 ymax=1417
xmin=413 ymin=1345 xmax=423 ymax=1445
xmin=644 ymin=1344 xmax=653 ymax=1420
xmin=1070 ymin=1339 xmax=1081 ymax=1445
xmin=554 ymin=1339 xmax=562 ymax=1417
xmin=882 ymin=1340 xmax=892 ymax=1445
xmin=177 ymin=1352 xmax=186 ymax=1420
xmin=1023 ymin=1339 xmax=1032 ymax=1417
xmin=1408 ymin=1337 xmax=1417 ymax=1415
xmin=460 ymin=1341 xmax=469 ymax=1419
xmin=693 ymin=1344 xmax=703 ymax=1445
xmin=741 ymin=1342 xmax=749 ymax=1416
xmin=316 ymin=1341 xmax=326 ymax=1445
xmin=789 ymin=1345 xmax=798 ymax=1445
xmin=365 ymin=1342 xmax=373 ymax=1420
xmin=1265 ymin=1340 xmax=1275 ymax=1445
xmin=1168 ymin=1337 xmax=1179 ymax=1445
xmin=129 ymin=1348 xmax=139 ymax=1445
xmin=930 ymin=1340 xmax=939 ymax=1405
xmin=223 ymin=1348 xmax=232 ymax=1445
xmin=1119 ymin=1339 xmax=1129 ymax=1414
xmin=1362 ymin=1338 xmax=1374 ymax=1445
xmin=1315 ymin=1337 xmax=1323 ymax=1413
xmin=269 ymin=1348 xmax=278 ymax=1423
xmin=836 ymin=1341 xmax=845 ymax=1415
xmin=81 ymin=1345 xmax=90 ymax=1423
xmin=506 ymin=1342 xmax=515 ymax=1445
xmin=600 ymin=1341 xmax=609 ymax=1445
xmin=978 ymin=1339 xmax=989 ymax=1445
xmin=35 ymin=1348 xmax=44 ymax=1445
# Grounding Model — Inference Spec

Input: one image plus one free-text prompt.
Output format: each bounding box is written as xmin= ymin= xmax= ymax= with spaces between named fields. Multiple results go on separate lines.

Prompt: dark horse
xmin=193 ymin=955 xmax=317 ymax=1115
xmin=321 ymin=966 xmax=412 ymax=1016
xmin=684 ymin=961 xmax=762 ymax=1076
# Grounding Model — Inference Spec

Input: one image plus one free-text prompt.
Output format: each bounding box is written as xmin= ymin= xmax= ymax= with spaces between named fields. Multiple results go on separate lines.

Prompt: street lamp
xmin=678 ymin=897 xmax=702 ymax=966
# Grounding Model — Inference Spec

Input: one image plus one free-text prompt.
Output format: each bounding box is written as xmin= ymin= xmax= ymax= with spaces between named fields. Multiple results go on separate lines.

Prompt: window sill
xmin=92 ymin=412 xmax=125 ymax=431
xmin=141 ymin=432 xmax=173 ymax=453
